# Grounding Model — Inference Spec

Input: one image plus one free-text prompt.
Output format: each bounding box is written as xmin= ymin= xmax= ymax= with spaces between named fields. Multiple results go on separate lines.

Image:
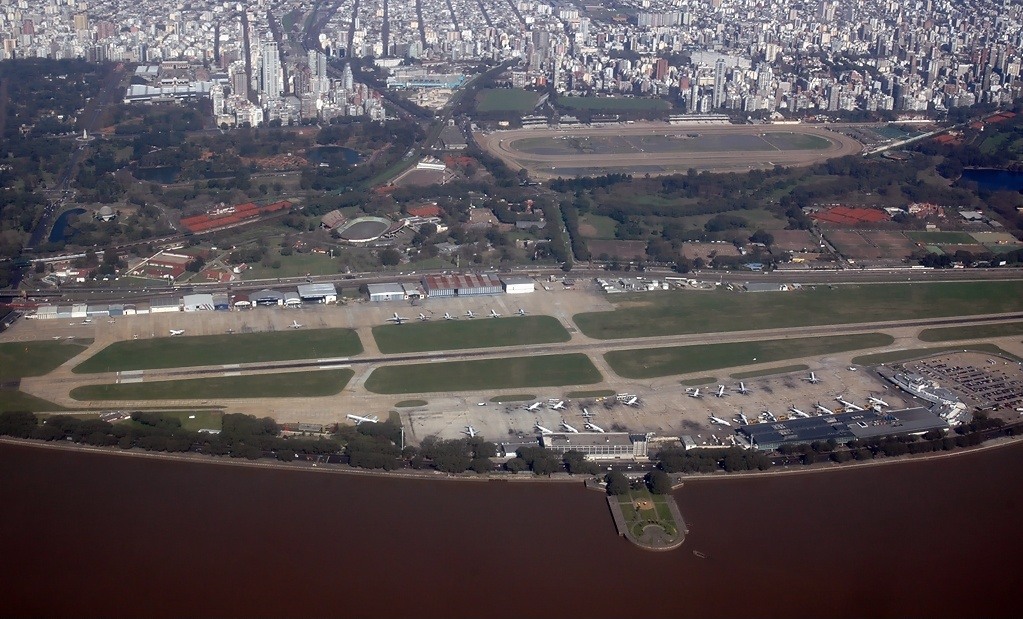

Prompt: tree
xmin=605 ymin=471 xmax=631 ymax=495
xmin=646 ymin=469 xmax=673 ymax=494
xmin=379 ymin=248 xmax=402 ymax=266
xmin=505 ymin=457 xmax=528 ymax=473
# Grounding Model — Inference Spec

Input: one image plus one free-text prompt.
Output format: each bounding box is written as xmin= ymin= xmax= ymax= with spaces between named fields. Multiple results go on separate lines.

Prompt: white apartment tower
xmin=260 ymin=41 xmax=282 ymax=100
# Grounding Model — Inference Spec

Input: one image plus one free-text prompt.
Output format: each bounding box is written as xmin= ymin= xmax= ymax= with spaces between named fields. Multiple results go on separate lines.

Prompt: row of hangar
xmin=367 ymin=274 xmax=535 ymax=302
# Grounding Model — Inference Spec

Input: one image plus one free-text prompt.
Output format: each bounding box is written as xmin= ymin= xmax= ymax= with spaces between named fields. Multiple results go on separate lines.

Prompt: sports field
xmin=605 ymin=333 xmax=894 ymax=379
xmin=372 ymin=316 xmax=569 ymax=353
xmin=0 ymin=340 xmax=92 ymax=381
xmin=476 ymin=123 xmax=861 ymax=178
xmin=575 ymin=281 xmax=1023 ymax=340
xmin=476 ymin=88 xmax=540 ymax=113
xmin=70 ymin=369 xmax=353 ymax=401
xmin=74 ymin=329 xmax=363 ymax=373
xmin=363 ymin=353 xmax=602 ymax=394
xmin=918 ymin=321 xmax=1023 ymax=342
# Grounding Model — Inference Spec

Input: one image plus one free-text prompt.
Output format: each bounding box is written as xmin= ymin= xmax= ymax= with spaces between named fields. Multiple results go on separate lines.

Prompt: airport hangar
xmin=738 ymin=407 xmax=950 ymax=451
xmin=366 ymin=274 xmax=535 ymax=301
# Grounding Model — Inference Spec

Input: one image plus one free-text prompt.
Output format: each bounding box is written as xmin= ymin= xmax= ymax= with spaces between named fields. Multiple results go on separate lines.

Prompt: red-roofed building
xmin=408 ymin=204 xmax=443 ymax=218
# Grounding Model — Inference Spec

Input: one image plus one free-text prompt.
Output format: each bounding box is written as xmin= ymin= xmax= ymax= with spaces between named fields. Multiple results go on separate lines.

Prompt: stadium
xmin=336 ymin=216 xmax=393 ymax=244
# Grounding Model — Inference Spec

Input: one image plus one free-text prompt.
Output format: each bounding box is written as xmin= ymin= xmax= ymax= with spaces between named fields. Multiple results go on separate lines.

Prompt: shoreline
xmin=3 ymin=432 xmax=1021 ymax=484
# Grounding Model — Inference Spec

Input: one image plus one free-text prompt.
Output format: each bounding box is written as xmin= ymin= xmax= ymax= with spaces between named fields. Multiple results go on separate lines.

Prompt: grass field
xmin=395 ymin=399 xmax=427 ymax=408
xmin=242 ymin=250 xmax=345 ymax=280
xmin=364 ymin=354 xmax=602 ymax=394
xmin=0 ymin=340 xmax=92 ymax=381
xmin=575 ymin=281 xmax=1023 ymax=339
xmin=680 ymin=376 xmax=717 ymax=386
xmin=476 ymin=88 xmax=540 ymax=113
xmin=490 ymin=394 xmax=536 ymax=402
xmin=74 ymin=329 xmax=362 ymax=373
xmin=851 ymin=344 xmax=1019 ymax=366
xmin=730 ymin=364 xmax=810 ymax=379
xmin=618 ymin=488 xmax=679 ymax=538
xmin=565 ymin=389 xmax=617 ymax=399
xmin=0 ymin=389 xmax=67 ymax=412
xmin=70 ymin=369 xmax=353 ymax=401
xmin=372 ymin=316 xmax=569 ymax=354
xmin=557 ymin=96 xmax=670 ymax=111
xmin=605 ymin=333 xmax=894 ymax=379
xmin=918 ymin=322 xmax=1023 ymax=342
xmin=905 ymin=231 xmax=977 ymax=244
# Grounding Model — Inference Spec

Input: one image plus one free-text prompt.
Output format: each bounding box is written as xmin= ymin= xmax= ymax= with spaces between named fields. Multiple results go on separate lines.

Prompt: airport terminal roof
xmin=542 ymin=433 xmax=634 ymax=449
xmin=739 ymin=407 xmax=948 ymax=449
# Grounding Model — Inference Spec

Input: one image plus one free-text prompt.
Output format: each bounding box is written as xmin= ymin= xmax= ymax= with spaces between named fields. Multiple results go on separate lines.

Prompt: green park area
xmin=557 ymin=96 xmax=670 ymax=111
xmin=372 ymin=316 xmax=569 ymax=353
xmin=617 ymin=487 xmax=681 ymax=539
xmin=74 ymin=329 xmax=362 ymax=373
xmin=575 ymin=281 xmax=1023 ymax=340
xmin=905 ymin=231 xmax=977 ymax=244
xmin=364 ymin=354 xmax=602 ymax=394
xmin=0 ymin=340 xmax=92 ymax=381
xmin=605 ymin=333 xmax=893 ymax=379
xmin=918 ymin=321 xmax=1023 ymax=342
xmin=851 ymin=344 xmax=1019 ymax=366
xmin=476 ymin=88 xmax=540 ymax=113
xmin=70 ymin=369 xmax=353 ymax=401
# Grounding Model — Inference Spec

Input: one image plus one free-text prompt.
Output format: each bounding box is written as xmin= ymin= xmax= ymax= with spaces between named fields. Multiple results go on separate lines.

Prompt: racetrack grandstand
xmin=336 ymin=217 xmax=393 ymax=244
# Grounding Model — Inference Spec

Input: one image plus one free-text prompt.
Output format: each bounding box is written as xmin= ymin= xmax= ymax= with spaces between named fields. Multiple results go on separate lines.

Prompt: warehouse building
xmin=738 ymin=407 xmax=949 ymax=451
xmin=212 ymin=294 xmax=230 ymax=311
xmin=367 ymin=283 xmax=407 ymax=302
xmin=183 ymin=293 xmax=215 ymax=312
xmin=540 ymin=432 xmax=650 ymax=460
xmin=420 ymin=273 xmax=503 ymax=297
xmin=150 ymin=296 xmax=181 ymax=313
xmin=500 ymin=275 xmax=535 ymax=294
xmin=297 ymin=283 xmax=337 ymax=304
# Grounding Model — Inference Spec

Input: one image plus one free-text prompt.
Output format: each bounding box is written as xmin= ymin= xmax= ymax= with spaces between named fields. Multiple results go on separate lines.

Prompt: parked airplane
xmin=289 ymin=320 xmax=303 ymax=329
xmin=625 ymin=396 xmax=640 ymax=407
xmin=581 ymin=408 xmax=594 ymax=419
xmin=463 ymin=425 xmax=478 ymax=438
xmin=443 ymin=312 xmax=456 ymax=320
xmin=516 ymin=308 xmax=527 ymax=316
xmin=805 ymin=371 xmax=821 ymax=384
xmin=169 ymin=329 xmax=185 ymax=336
xmin=687 ymin=388 xmax=703 ymax=398
xmin=815 ymin=402 xmax=836 ymax=416
xmin=418 ymin=313 xmax=430 ymax=321
xmin=488 ymin=309 xmax=502 ymax=318
xmin=789 ymin=406 xmax=811 ymax=418
xmin=714 ymin=385 xmax=727 ymax=398
xmin=585 ymin=422 xmax=605 ymax=433
xmin=836 ymin=397 xmax=864 ymax=411
xmin=386 ymin=313 xmax=408 ymax=324
xmin=346 ymin=414 xmax=379 ymax=425
xmin=737 ymin=411 xmax=750 ymax=425
xmin=709 ymin=416 xmax=732 ymax=427
xmin=560 ymin=420 xmax=579 ymax=433
xmin=525 ymin=402 xmax=543 ymax=412
xmin=549 ymin=400 xmax=566 ymax=411
xmin=465 ymin=310 xmax=476 ymax=319
xmin=534 ymin=421 xmax=554 ymax=435
xmin=737 ymin=382 xmax=750 ymax=395
xmin=51 ymin=336 xmax=61 ymax=340
xmin=868 ymin=396 xmax=890 ymax=408
xmin=764 ymin=410 xmax=778 ymax=422
xmin=82 ymin=318 xmax=92 ymax=324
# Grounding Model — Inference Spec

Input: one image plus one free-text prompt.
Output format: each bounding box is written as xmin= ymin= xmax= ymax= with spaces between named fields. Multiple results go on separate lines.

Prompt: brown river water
xmin=1 ymin=442 xmax=1020 ymax=618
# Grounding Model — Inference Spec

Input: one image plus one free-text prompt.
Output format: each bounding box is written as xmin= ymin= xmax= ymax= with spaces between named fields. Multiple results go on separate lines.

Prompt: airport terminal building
xmin=541 ymin=433 xmax=650 ymax=460
xmin=738 ymin=407 xmax=949 ymax=451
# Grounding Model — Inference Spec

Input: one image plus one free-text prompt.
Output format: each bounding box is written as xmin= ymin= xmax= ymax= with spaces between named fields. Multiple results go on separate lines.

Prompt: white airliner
xmin=443 ymin=312 xmax=456 ymax=320
xmin=714 ymin=385 xmax=727 ymax=397
xmin=387 ymin=313 xmax=409 ymax=324
xmin=82 ymin=318 xmax=92 ymax=324
xmin=709 ymin=416 xmax=732 ymax=427
xmin=346 ymin=414 xmax=379 ymax=425
xmin=560 ymin=420 xmax=579 ymax=433
xmin=549 ymin=400 xmax=566 ymax=411
xmin=169 ymin=329 xmax=185 ymax=336
xmin=289 ymin=320 xmax=303 ymax=329
xmin=516 ymin=308 xmax=527 ymax=316
xmin=737 ymin=382 xmax=750 ymax=395
xmin=489 ymin=309 xmax=501 ymax=318
xmin=465 ymin=310 xmax=476 ymax=319
xmin=581 ymin=408 xmax=594 ymax=418
xmin=418 ymin=313 xmax=430 ymax=321
xmin=789 ymin=406 xmax=811 ymax=418
xmin=868 ymin=396 xmax=890 ymax=408
xmin=687 ymin=388 xmax=703 ymax=398
xmin=815 ymin=402 xmax=836 ymax=415
xmin=525 ymin=402 xmax=543 ymax=412
xmin=806 ymin=372 xmax=821 ymax=384
xmin=836 ymin=397 xmax=864 ymax=411
xmin=737 ymin=411 xmax=750 ymax=425
xmin=534 ymin=421 xmax=554 ymax=435
xmin=463 ymin=425 xmax=478 ymax=438
xmin=585 ymin=422 xmax=605 ymax=433
xmin=625 ymin=396 xmax=639 ymax=407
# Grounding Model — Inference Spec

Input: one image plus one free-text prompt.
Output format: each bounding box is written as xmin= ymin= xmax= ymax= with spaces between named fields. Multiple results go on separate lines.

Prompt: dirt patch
xmin=590 ymin=240 xmax=648 ymax=261
xmin=768 ymin=229 xmax=820 ymax=253
xmin=578 ymin=223 xmax=599 ymax=237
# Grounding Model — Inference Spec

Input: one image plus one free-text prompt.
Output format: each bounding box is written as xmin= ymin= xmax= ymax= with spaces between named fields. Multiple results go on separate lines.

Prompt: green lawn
xmin=489 ymin=394 xmax=535 ymax=402
xmin=618 ymin=488 xmax=679 ymax=538
xmin=565 ymin=389 xmax=616 ymax=399
xmin=0 ymin=389 xmax=67 ymax=413
xmin=918 ymin=322 xmax=1023 ymax=342
xmin=242 ymin=250 xmax=346 ymax=280
xmin=680 ymin=376 xmax=718 ymax=386
xmin=476 ymin=88 xmax=540 ymax=113
xmin=74 ymin=329 xmax=362 ymax=373
xmin=905 ymin=231 xmax=977 ymax=244
xmin=373 ymin=315 xmax=569 ymax=354
xmin=851 ymin=344 xmax=1020 ymax=366
xmin=70 ymin=369 xmax=353 ymax=401
xmin=557 ymin=96 xmax=670 ymax=111
xmin=578 ymin=213 xmax=620 ymax=239
xmin=0 ymin=340 xmax=92 ymax=381
xmin=575 ymin=281 xmax=1023 ymax=339
xmin=730 ymin=364 xmax=810 ymax=379
xmin=395 ymin=399 xmax=428 ymax=408
xmin=605 ymin=333 xmax=893 ymax=379
xmin=364 ymin=354 xmax=602 ymax=394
